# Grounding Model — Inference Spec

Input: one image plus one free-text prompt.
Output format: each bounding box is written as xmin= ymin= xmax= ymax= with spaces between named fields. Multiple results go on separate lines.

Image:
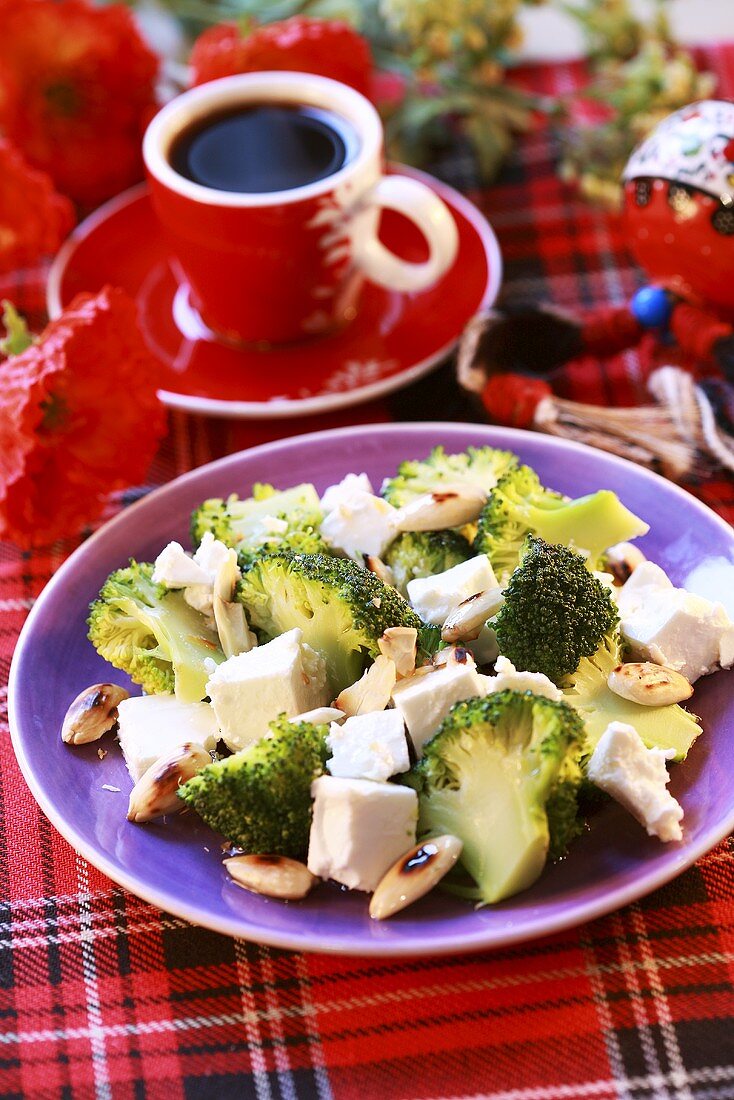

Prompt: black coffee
xmin=169 ymin=104 xmax=357 ymax=194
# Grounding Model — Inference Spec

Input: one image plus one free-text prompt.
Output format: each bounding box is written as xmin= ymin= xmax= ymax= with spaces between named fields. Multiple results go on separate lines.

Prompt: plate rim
xmin=46 ymin=170 xmax=503 ymax=420
xmin=9 ymin=422 xmax=734 ymax=955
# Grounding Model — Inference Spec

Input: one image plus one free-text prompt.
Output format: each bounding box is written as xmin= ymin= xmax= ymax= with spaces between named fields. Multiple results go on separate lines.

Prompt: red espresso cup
xmin=143 ymin=72 xmax=459 ymax=345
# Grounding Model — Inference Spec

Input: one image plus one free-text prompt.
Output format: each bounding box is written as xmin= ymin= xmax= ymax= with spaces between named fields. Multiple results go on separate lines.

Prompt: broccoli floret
xmin=87 ymin=562 xmax=225 ymax=701
xmin=407 ymin=690 xmax=585 ymax=904
xmin=237 ymin=526 xmax=328 ymax=570
xmin=561 ymin=632 xmax=701 ymax=762
xmin=474 ymin=464 xmax=648 ymax=577
xmin=237 ymin=552 xmax=440 ymax=693
xmin=384 ymin=530 xmax=473 ymax=597
xmin=494 ymin=537 xmax=618 ymax=684
xmin=179 ymin=716 xmax=329 ymax=857
xmin=381 ymin=445 xmax=518 ymax=508
xmin=190 ymin=483 xmax=322 ymax=550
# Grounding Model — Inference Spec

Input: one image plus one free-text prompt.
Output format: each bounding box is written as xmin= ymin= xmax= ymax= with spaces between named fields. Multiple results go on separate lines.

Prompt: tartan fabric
xmin=1 ymin=48 xmax=734 ymax=1100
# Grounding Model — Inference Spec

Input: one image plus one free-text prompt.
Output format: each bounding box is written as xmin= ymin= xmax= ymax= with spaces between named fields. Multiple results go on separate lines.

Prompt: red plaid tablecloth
xmin=1 ymin=50 xmax=733 ymax=1100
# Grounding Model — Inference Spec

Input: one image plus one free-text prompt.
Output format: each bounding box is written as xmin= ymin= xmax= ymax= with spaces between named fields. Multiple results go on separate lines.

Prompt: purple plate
xmin=8 ymin=424 xmax=734 ymax=956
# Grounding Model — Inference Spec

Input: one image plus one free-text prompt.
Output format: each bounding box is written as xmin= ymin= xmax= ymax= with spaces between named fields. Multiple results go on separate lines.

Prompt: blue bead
xmin=631 ymin=286 xmax=672 ymax=328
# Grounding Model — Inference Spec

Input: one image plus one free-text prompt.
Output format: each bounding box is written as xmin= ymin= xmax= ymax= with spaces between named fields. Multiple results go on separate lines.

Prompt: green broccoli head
xmin=494 ymin=536 xmax=619 ymax=684
xmin=87 ymin=562 xmax=225 ymax=701
xmin=474 ymin=464 xmax=649 ymax=576
xmin=237 ymin=526 xmax=328 ymax=571
xmin=408 ymin=690 xmax=585 ymax=904
xmin=561 ymin=632 xmax=701 ymax=762
xmin=190 ymin=483 xmax=323 ymax=551
xmin=179 ymin=716 xmax=329 ymax=857
xmin=237 ymin=552 xmax=440 ymax=694
xmin=384 ymin=529 xmax=473 ymax=598
xmin=381 ymin=445 xmax=518 ymax=508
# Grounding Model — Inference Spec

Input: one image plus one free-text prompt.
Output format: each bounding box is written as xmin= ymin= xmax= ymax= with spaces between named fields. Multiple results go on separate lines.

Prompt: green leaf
xmin=0 ymin=302 xmax=34 ymax=357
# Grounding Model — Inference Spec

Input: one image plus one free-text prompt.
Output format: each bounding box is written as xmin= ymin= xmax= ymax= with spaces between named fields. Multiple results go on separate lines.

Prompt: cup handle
xmin=351 ymin=175 xmax=460 ymax=293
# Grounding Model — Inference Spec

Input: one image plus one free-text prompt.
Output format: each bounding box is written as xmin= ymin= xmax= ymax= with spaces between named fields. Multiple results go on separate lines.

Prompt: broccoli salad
xmin=63 ymin=445 xmax=734 ymax=918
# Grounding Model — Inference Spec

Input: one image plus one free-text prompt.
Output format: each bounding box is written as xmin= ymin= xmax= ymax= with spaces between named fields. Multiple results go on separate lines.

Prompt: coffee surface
xmin=169 ymin=104 xmax=356 ymax=194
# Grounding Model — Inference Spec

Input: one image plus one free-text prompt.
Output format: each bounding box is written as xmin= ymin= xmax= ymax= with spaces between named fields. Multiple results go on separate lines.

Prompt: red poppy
xmin=0 ymin=139 xmax=74 ymax=274
xmin=0 ymin=287 xmax=167 ymax=548
xmin=0 ymin=0 xmax=159 ymax=208
xmin=191 ymin=16 xmax=373 ymax=99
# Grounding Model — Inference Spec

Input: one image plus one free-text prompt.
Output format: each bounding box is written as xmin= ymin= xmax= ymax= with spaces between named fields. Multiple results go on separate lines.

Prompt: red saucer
xmin=48 ymin=166 xmax=501 ymax=419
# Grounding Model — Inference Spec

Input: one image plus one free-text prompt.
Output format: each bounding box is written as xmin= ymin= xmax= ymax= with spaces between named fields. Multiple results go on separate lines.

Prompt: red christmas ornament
xmin=461 ymin=99 xmax=734 ymax=410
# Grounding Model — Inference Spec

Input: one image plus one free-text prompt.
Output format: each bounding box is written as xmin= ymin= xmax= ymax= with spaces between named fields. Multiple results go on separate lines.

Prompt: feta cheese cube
xmin=392 ymin=661 xmax=485 ymax=756
xmin=327 ymin=710 xmax=409 ymax=782
xmin=116 ymin=695 xmax=218 ymax=782
xmin=586 ymin=721 xmax=683 ymax=842
xmin=407 ymin=555 xmax=498 ymax=626
xmin=482 ymin=656 xmax=562 ymax=702
xmin=617 ymin=561 xmax=734 ymax=681
xmin=152 ymin=542 xmax=211 ymax=588
xmin=320 ymin=472 xmax=374 ymax=512
xmin=307 ymin=776 xmax=418 ymax=891
xmin=320 ymin=489 xmax=399 ymax=561
xmin=206 ymin=628 xmax=329 ymax=751
xmin=193 ymin=531 xmax=232 ymax=577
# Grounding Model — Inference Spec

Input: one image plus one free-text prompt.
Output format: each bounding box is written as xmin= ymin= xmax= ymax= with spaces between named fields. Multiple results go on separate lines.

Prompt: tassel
xmin=478 ymin=369 xmax=734 ymax=481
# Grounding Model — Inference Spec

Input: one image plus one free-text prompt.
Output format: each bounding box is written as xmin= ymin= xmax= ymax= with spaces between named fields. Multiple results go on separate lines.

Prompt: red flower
xmin=0 ymin=287 xmax=167 ymax=548
xmin=0 ymin=0 xmax=159 ymax=208
xmin=191 ymin=16 xmax=374 ymax=99
xmin=0 ymin=139 xmax=74 ymax=274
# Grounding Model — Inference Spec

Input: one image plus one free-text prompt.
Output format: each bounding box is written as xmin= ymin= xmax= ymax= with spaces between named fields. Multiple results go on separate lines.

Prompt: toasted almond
xmin=224 ymin=854 xmax=316 ymax=900
xmin=364 ymin=554 xmax=396 ymax=586
xmin=441 ymin=587 xmax=505 ymax=643
xmin=607 ymin=662 xmax=693 ymax=706
xmin=213 ymin=550 xmax=256 ymax=657
xmin=605 ymin=542 xmax=647 ymax=586
xmin=62 ymin=683 xmax=130 ymax=746
xmin=378 ymin=627 xmax=418 ymax=678
xmin=127 ymin=742 xmax=211 ymax=822
xmin=369 ymin=835 xmax=463 ymax=920
xmin=395 ymin=487 xmax=487 ymax=532
xmin=336 ymin=655 xmax=397 ymax=716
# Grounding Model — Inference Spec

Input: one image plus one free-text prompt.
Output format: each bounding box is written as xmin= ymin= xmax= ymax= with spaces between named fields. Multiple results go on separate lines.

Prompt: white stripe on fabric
xmin=76 ymin=857 xmax=112 ymax=1100
xmin=234 ymin=937 xmax=273 ymax=1100
xmin=295 ymin=954 xmax=334 ymax=1100
xmin=256 ymin=945 xmax=299 ymax=1100
xmin=630 ymin=904 xmax=695 ymax=1100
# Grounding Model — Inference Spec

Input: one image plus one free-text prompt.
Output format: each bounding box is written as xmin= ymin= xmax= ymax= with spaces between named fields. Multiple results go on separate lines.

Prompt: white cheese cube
xmin=617 ymin=561 xmax=734 ymax=681
xmin=482 ymin=656 xmax=562 ymax=702
xmin=152 ymin=541 xmax=211 ymax=588
xmin=320 ymin=473 xmax=374 ymax=512
xmin=586 ymin=721 xmax=683 ymax=842
xmin=307 ymin=776 xmax=417 ymax=891
xmin=326 ymin=710 xmax=409 ymax=782
xmin=193 ymin=531 xmax=233 ymax=577
xmin=206 ymin=628 xmax=329 ymax=751
xmin=116 ymin=695 xmax=218 ymax=783
xmin=407 ymin=555 xmax=498 ymax=626
xmin=320 ymin=489 xmax=399 ymax=561
xmin=392 ymin=662 xmax=485 ymax=756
